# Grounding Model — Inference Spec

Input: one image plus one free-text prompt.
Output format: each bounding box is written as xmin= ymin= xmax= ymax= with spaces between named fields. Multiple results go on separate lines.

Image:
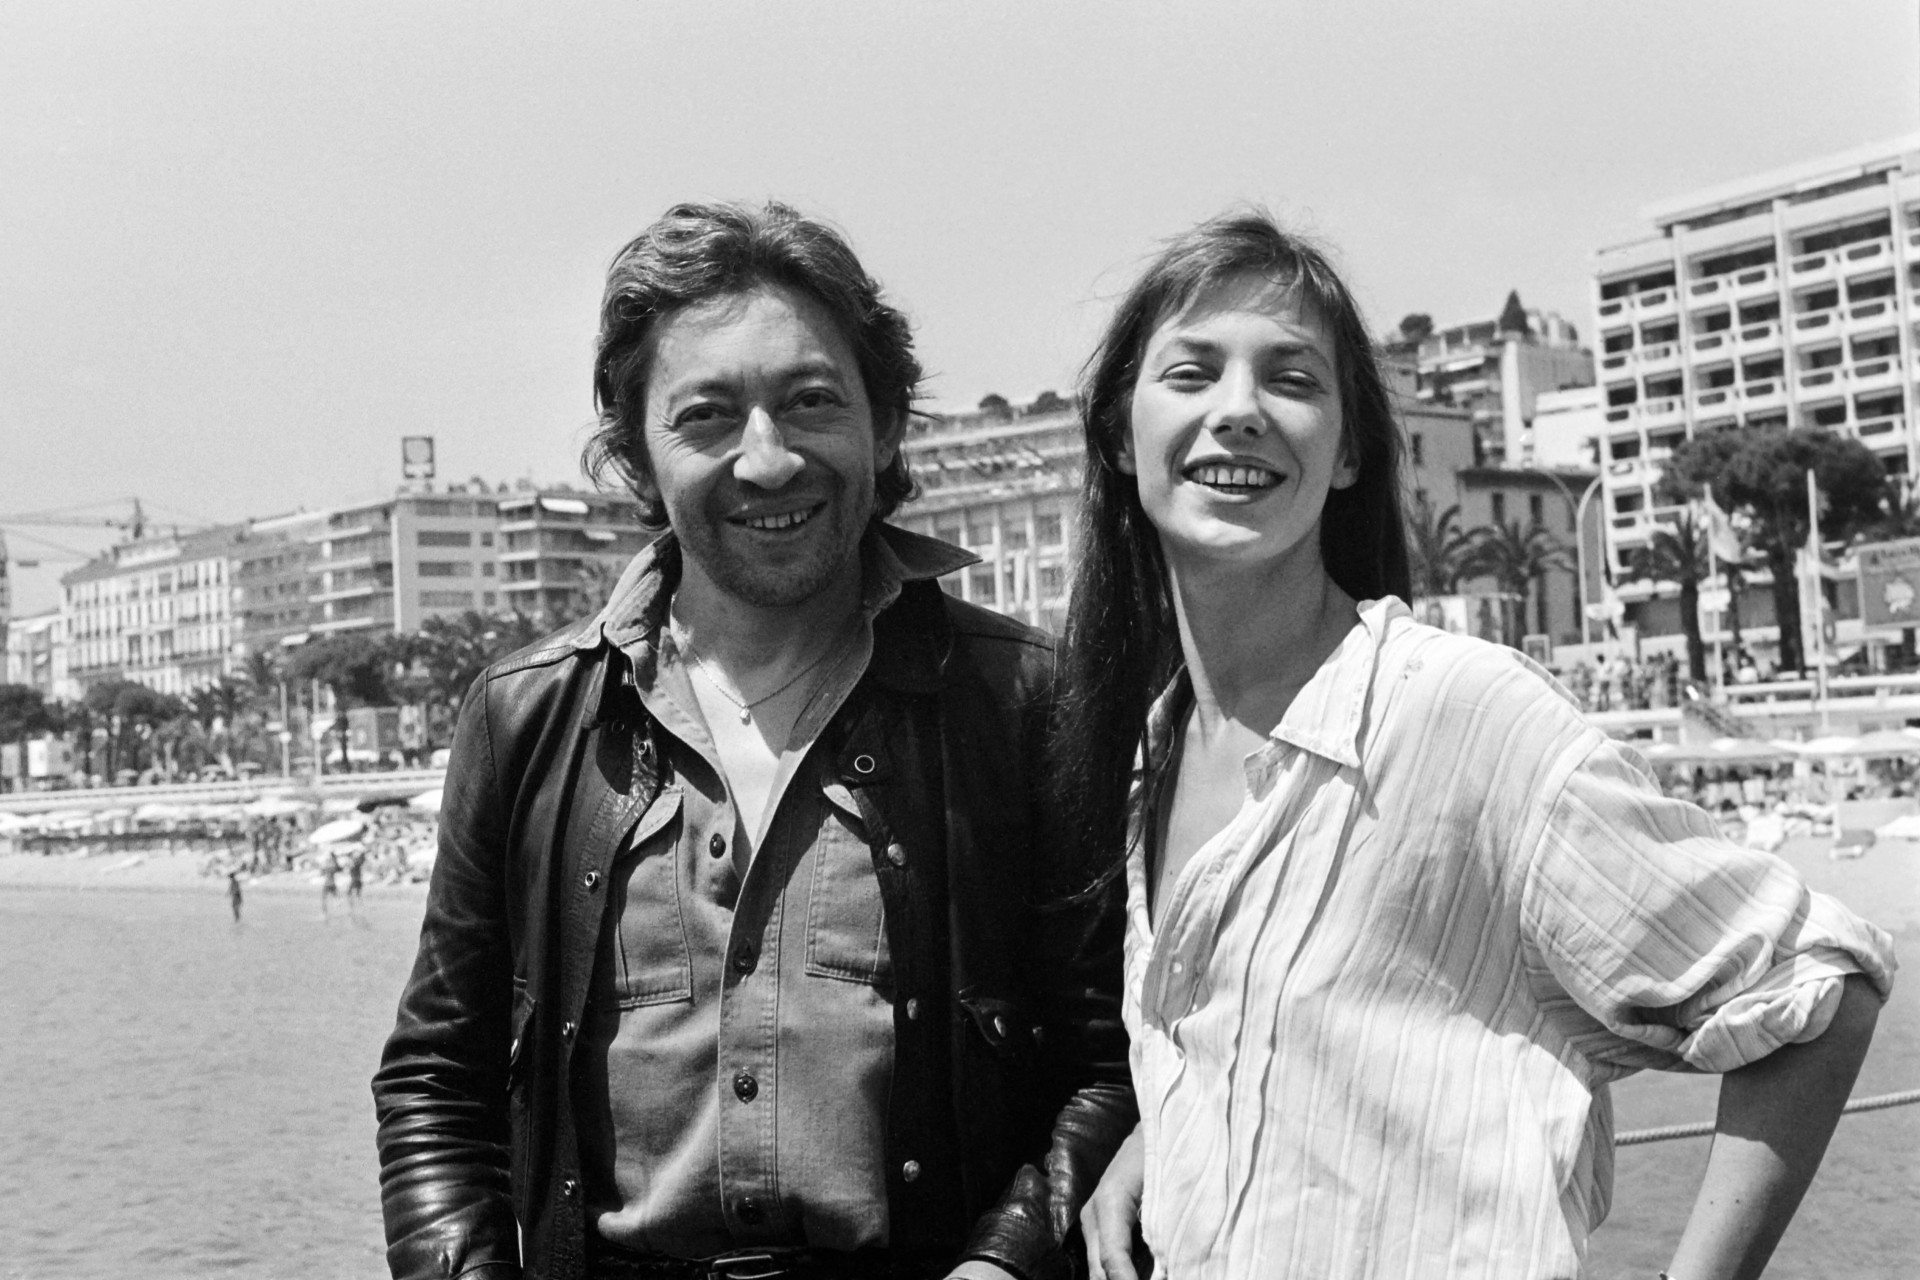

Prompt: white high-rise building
xmin=1592 ymin=134 xmax=1920 ymax=636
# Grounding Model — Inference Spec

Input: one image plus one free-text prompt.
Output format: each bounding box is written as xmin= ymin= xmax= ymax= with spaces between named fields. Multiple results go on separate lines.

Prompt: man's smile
xmin=732 ymin=502 xmax=825 ymax=532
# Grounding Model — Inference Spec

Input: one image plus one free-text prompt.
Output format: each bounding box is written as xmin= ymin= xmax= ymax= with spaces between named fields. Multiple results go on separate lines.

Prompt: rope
xmin=1615 ymin=1087 xmax=1920 ymax=1147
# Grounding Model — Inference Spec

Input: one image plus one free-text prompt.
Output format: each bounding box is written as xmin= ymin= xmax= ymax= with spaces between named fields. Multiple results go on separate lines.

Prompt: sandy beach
xmin=0 ymin=843 xmax=432 ymax=900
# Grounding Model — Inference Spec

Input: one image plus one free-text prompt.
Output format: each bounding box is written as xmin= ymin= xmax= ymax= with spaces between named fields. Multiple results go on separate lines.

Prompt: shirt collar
xmin=571 ymin=522 xmax=978 ymax=659
xmin=1142 ymin=595 xmax=1409 ymax=774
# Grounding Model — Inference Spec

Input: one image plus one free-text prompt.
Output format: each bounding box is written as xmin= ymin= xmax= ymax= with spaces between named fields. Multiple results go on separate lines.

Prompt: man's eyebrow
xmin=660 ymin=361 xmax=851 ymax=399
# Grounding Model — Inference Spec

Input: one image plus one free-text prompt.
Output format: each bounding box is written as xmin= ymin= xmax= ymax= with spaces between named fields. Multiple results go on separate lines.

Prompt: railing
xmin=1737 ymin=321 xmax=1778 ymax=345
xmin=1696 ymin=388 xmax=1733 ymax=408
xmin=1798 ymin=368 xmax=1840 ymax=390
xmin=1856 ymin=414 xmax=1905 ymax=438
xmin=1848 ymin=298 xmax=1892 ymax=324
xmin=1602 ymin=353 xmax=1629 ymax=371
xmin=1790 ymin=251 xmax=1832 ymax=275
xmin=1635 ymin=288 xmax=1674 ymax=310
xmin=1842 ymin=238 xmax=1892 ymax=266
xmin=0 ymin=770 xmax=448 ymax=815
xmin=1598 ymin=299 xmax=1625 ymax=318
xmin=1688 ymin=277 xmax=1723 ymax=298
xmin=1740 ymin=379 xmax=1781 ymax=401
xmin=1638 ymin=342 xmax=1677 ymax=363
xmin=1853 ymin=357 xmax=1894 ymax=381
xmin=1794 ymin=309 xmax=1836 ymax=333
xmin=1732 ymin=265 xmax=1776 ymax=291
xmin=1692 ymin=332 xmax=1727 ymax=354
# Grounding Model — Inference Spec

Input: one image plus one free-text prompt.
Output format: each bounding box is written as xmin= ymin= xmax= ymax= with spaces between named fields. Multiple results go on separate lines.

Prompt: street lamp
xmin=1527 ymin=466 xmax=1607 ymax=652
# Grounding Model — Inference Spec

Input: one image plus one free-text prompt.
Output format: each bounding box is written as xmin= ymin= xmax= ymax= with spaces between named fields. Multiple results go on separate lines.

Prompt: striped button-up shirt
xmin=1123 ymin=597 xmax=1896 ymax=1280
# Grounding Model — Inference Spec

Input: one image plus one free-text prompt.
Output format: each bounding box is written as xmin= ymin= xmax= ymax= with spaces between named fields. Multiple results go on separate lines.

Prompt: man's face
xmin=637 ymin=284 xmax=899 ymax=609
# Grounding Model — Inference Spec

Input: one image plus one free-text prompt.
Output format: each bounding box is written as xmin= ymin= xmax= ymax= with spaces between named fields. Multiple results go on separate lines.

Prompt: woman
xmin=1058 ymin=210 xmax=1894 ymax=1280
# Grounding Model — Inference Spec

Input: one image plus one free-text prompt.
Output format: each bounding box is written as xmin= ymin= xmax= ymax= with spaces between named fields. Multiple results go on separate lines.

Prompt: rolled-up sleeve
xmin=1519 ymin=736 xmax=1896 ymax=1074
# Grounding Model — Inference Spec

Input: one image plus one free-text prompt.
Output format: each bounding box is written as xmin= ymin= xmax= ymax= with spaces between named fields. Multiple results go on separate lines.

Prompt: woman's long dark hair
xmin=1053 ymin=210 xmax=1413 ymax=872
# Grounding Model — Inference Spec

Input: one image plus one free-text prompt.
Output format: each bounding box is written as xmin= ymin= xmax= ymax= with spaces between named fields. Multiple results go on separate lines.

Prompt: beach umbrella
xmin=1847 ymin=729 xmax=1920 ymax=759
xmin=407 ymin=788 xmax=443 ymax=814
xmin=244 ymin=795 xmax=313 ymax=817
xmin=1798 ymin=735 xmax=1863 ymax=758
xmin=309 ymin=815 xmax=368 ymax=845
xmin=0 ymin=812 xmax=32 ymax=832
xmin=134 ymin=802 xmax=194 ymax=822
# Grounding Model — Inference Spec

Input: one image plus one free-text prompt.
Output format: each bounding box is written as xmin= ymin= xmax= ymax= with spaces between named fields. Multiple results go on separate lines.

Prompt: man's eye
xmin=674 ymin=404 xmax=732 ymax=429
xmin=791 ymin=388 xmax=841 ymax=412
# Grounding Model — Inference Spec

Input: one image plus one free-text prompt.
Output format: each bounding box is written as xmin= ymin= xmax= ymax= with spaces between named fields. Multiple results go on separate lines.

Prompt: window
xmin=1693 ymin=308 xmax=1731 ymax=334
xmin=967 ymin=521 xmax=994 ymax=546
xmin=1410 ymin=433 xmax=1425 ymax=466
xmin=1528 ymin=494 xmax=1544 ymax=527
xmin=1852 ymin=334 xmax=1898 ymax=361
xmin=420 ymin=590 xmax=475 ymax=608
xmin=417 ymin=561 xmax=473 ymax=578
xmin=481 ymin=562 xmax=495 ymax=577
xmin=1602 ymin=330 xmax=1634 ymax=354
xmin=1610 ymin=437 xmax=1641 ymax=460
xmin=1490 ymin=493 xmax=1506 ymax=525
xmin=417 ymin=530 xmax=472 ymax=547
xmin=1038 ymin=564 xmax=1065 ymax=597
xmin=1699 ymin=365 xmax=1735 ymax=390
xmin=1848 ymin=273 xmax=1896 ymax=303
xmin=1807 ymin=401 xmax=1847 ymax=428
xmin=1640 ymin=321 xmax=1679 ymax=345
xmin=935 ymin=523 xmax=962 ymax=545
xmin=480 ymin=531 xmax=495 ymax=547
xmin=968 ymin=565 xmax=995 ymax=601
xmin=1036 ymin=514 xmax=1063 ymax=544
xmin=483 ymin=592 xmax=496 ymax=608
xmin=1737 ymin=298 xmax=1780 ymax=325
xmin=1614 ymin=491 xmax=1645 ymax=515
xmin=1004 ymin=526 xmax=1029 ymax=550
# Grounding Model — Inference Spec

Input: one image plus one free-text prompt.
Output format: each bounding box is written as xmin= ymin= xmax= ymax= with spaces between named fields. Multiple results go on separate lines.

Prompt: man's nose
xmin=734 ymin=407 xmax=804 ymax=489
xmin=1208 ymin=367 xmax=1268 ymax=438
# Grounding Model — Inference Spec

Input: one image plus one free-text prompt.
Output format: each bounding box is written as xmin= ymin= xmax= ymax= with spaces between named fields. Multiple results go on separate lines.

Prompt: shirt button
xmin=905 ymin=997 xmax=921 ymax=1021
xmin=885 ymin=841 xmax=907 ymax=868
xmin=992 ymin=1014 xmax=1009 ymax=1038
xmin=561 ymin=1178 xmax=578 ymax=1199
xmin=731 ymin=942 xmax=758 ymax=975
xmin=733 ymin=1071 xmax=759 ymax=1102
xmin=709 ymin=832 xmax=727 ymax=859
xmin=901 ymin=1160 xmax=922 ymax=1183
xmin=582 ymin=870 xmax=600 ymax=890
xmin=561 ymin=1020 xmax=577 ymax=1042
xmin=1170 ymin=960 xmax=1185 ymax=975
xmin=736 ymin=1196 xmax=764 ymax=1225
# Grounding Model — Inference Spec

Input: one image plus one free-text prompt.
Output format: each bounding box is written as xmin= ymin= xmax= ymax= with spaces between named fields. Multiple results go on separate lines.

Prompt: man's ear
xmin=874 ymin=410 xmax=906 ymax=472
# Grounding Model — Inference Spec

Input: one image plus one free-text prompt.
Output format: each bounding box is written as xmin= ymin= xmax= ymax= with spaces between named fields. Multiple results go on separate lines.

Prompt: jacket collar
xmin=573 ymin=522 xmax=979 ymax=700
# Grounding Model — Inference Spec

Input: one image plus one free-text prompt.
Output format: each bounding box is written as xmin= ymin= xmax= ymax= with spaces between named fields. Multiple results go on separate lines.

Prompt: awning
xmin=540 ymin=497 xmax=590 ymax=515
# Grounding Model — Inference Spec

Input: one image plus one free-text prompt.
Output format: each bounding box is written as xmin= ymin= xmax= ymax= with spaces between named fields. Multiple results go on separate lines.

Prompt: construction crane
xmin=0 ymin=499 xmax=148 ymax=568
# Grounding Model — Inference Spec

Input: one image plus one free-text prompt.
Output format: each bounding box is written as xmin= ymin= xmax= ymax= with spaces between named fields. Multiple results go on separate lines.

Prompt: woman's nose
xmin=734 ymin=406 xmax=805 ymax=489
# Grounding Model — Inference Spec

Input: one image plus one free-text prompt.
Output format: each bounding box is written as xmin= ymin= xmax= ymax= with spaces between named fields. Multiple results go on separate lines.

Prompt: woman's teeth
xmin=1188 ymin=465 xmax=1278 ymax=489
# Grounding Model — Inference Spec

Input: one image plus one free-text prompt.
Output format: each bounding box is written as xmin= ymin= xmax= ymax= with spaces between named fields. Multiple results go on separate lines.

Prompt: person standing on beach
xmin=373 ymin=201 xmax=1133 ymax=1280
xmin=319 ymin=851 xmax=338 ymax=922
xmin=346 ymin=846 xmax=366 ymax=913
xmin=227 ymin=869 xmax=243 ymax=923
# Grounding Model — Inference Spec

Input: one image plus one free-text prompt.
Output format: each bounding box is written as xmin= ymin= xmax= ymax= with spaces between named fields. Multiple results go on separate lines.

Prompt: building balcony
xmin=309 ymin=615 xmax=383 ymax=635
xmin=1735 ymin=321 xmax=1780 ymax=350
xmin=1854 ymin=414 xmax=1906 ymax=441
xmin=1730 ymin=264 xmax=1778 ymax=297
xmin=1844 ymin=298 xmax=1897 ymax=332
xmin=1597 ymin=298 xmax=1628 ymax=320
xmin=319 ymin=552 xmax=388 ymax=574
xmin=1850 ymin=358 xmax=1902 ymax=394
xmin=309 ymin=582 xmax=384 ymax=605
xmin=1694 ymin=387 xmax=1738 ymax=414
xmin=1636 ymin=342 xmax=1681 ymax=371
xmin=1739 ymin=379 xmax=1785 ymax=411
xmin=497 ymin=518 xmax=539 ymax=534
xmin=1634 ymin=288 xmax=1677 ymax=316
xmin=1600 ymin=351 xmax=1632 ymax=374
xmin=1637 ymin=397 xmax=1683 ymax=426
xmin=1789 ymin=250 xmax=1839 ymax=285
xmin=1798 ymin=367 xmax=1845 ymax=394
xmin=1838 ymin=237 xmax=1894 ymax=272
xmin=1687 ymin=275 xmax=1727 ymax=302
xmin=1691 ymin=331 xmax=1732 ymax=358
xmin=1792 ymin=308 xmax=1839 ymax=338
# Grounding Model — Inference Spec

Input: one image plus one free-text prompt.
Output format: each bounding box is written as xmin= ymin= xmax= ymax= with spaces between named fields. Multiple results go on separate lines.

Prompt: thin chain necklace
xmin=669 ymin=609 xmax=845 ymax=724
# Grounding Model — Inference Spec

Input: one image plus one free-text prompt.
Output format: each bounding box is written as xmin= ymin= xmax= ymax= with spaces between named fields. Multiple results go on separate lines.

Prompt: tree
xmin=83 ymin=678 xmax=186 ymax=780
xmin=0 ymin=684 xmax=54 ymax=744
xmin=1625 ymin=512 xmax=1711 ymax=683
xmin=1463 ymin=520 xmax=1571 ymax=646
xmin=285 ymin=634 xmax=393 ymax=769
xmin=1406 ymin=499 xmax=1474 ymax=599
xmin=1664 ymin=429 xmax=1890 ymax=672
xmin=1397 ymin=313 xmax=1434 ymax=345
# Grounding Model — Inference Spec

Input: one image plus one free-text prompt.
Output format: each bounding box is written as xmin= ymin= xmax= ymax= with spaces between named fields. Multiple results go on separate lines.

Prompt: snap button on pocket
xmin=901 ymin=1160 xmax=922 ymax=1182
xmin=733 ymin=1071 xmax=759 ymax=1102
xmin=885 ymin=841 xmax=906 ymax=868
xmin=582 ymin=870 xmax=600 ymax=890
xmin=905 ymin=997 xmax=920 ymax=1021
xmin=709 ymin=832 xmax=727 ymax=859
xmin=561 ymin=1178 xmax=578 ymax=1199
xmin=853 ymin=753 xmax=876 ymax=775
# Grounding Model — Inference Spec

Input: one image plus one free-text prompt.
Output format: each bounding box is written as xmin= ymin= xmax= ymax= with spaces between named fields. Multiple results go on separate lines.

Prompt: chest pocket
xmin=805 ymin=785 xmax=892 ymax=986
xmin=611 ymin=787 xmax=692 ymax=1007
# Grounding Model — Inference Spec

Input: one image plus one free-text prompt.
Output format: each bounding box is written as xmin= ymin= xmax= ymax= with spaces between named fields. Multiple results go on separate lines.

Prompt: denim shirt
xmin=576 ymin=529 xmax=973 ymax=1254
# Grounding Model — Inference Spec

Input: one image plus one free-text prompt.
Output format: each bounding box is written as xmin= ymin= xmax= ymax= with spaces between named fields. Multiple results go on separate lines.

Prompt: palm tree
xmin=1407 ymin=498 xmax=1475 ymax=599
xmin=1625 ymin=511 xmax=1711 ymax=683
xmin=1463 ymin=520 xmax=1571 ymax=647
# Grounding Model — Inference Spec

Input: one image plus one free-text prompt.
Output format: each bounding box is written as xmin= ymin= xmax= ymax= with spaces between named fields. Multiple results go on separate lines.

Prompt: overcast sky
xmin=3 ymin=0 xmax=1915 ymax=614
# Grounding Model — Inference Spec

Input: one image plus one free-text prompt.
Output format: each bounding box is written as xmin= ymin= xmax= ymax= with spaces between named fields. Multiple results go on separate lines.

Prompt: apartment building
xmin=232 ymin=509 xmax=328 ymax=658
xmin=1415 ymin=292 xmax=1594 ymax=465
xmin=308 ymin=489 xmax=502 ymax=636
xmin=496 ymin=487 xmax=652 ymax=624
xmin=3 ymin=609 xmax=62 ymax=700
xmin=892 ymin=393 xmax=1081 ymax=633
xmin=1388 ymin=360 xmax=1478 ymax=513
xmin=1593 ymin=134 xmax=1920 ymax=646
xmin=60 ymin=524 xmax=248 ymax=698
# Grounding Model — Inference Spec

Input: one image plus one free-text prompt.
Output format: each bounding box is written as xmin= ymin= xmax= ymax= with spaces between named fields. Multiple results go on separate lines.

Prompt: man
xmin=373 ymin=201 xmax=1133 ymax=1280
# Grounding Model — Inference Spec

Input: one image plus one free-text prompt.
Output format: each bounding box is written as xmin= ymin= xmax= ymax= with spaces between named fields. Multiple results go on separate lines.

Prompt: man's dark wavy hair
xmin=1054 ymin=209 xmax=1412 ymax=870
xmin=582 ymin=200 xmax=920 ymax=530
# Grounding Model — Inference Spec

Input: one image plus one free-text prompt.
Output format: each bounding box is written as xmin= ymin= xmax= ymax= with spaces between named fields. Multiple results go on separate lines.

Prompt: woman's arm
xmin=1080 ymin=1124 xmax=1146 ymax=1280
xmin=1666 ymin=973 xmax=1883 ymax=1280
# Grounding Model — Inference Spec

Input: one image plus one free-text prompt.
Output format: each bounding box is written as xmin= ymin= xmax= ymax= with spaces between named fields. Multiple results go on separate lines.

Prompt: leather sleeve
xmin=961 ymin=665 xmax=1138 ymax=1280
xmin=371 ymin=680 xmax=524 ymax=1280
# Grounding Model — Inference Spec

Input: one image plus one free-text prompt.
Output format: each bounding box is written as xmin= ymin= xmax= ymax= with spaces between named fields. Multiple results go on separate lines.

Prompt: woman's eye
xmin=1162 ymin=365 xmax=1213 ymax=387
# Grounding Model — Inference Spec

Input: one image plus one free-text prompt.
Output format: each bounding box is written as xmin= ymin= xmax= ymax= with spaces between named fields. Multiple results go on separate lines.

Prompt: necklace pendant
xmin=738 ymin=706 xmax=753 ymax=724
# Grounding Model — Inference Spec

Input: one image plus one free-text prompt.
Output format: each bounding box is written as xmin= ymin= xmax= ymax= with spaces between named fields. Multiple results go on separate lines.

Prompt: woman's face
xmin=1120 ymin=272 xmax=1353 ymax=580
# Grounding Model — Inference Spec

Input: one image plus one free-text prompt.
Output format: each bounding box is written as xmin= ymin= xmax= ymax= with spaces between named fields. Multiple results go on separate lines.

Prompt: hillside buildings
xmin=496 ymin=490 xmax=654 ymax=625
xmin=1593 ymin=133 xmax=1920 ymax=650
xmin=1413 ymin=293 xmax=1594 ymax=465
xmin=61 ymin=523 xmax=249 ymax=698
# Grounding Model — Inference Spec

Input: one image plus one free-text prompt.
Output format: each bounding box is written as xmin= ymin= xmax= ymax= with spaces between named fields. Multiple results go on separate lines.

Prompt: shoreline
xmin=0 ymin=846 xmax=430 ymax=899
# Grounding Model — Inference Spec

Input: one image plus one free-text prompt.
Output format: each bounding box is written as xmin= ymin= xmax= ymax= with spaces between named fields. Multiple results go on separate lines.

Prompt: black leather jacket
xmin=372 ymin=545 xmax=1134 ymax=1280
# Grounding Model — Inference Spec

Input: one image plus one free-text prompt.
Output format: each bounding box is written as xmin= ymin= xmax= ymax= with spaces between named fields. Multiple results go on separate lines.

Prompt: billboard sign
xmin=401 ymin=435 xmax=436 ymax=481
xmin=1855 ymin=537 xmax=1920 ymax=629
